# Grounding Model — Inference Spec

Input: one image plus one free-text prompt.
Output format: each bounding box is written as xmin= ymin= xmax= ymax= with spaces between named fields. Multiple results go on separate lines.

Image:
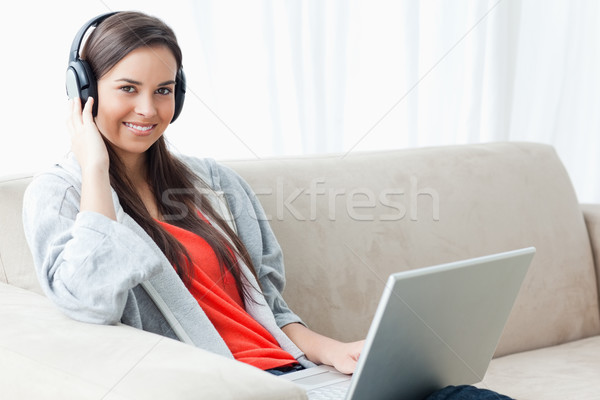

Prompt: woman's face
xmin=95 ymin=45 xmax=178 ymax=164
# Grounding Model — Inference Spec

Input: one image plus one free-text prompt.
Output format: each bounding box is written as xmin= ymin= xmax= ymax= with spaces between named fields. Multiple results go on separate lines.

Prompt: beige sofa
xmin=1 ymin=142 xmax=599 ymax=399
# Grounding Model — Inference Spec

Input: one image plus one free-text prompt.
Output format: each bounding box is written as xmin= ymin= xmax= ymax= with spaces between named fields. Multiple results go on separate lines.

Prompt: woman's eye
xmin=120 ymin=86 xmax=135 ymax=93
xmin=157 ymin=88 xmax=172 ymax=95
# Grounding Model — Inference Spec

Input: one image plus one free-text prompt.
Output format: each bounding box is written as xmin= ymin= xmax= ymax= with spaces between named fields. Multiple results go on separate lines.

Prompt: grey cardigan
xmin=22 ymin=153 xmax=315 ymax=368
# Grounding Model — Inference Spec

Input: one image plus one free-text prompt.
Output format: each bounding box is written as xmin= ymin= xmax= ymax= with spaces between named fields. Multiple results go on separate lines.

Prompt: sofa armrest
xmin=0 ymin=282 xmax=306 ymax=400
xmin=581 ymin=204 xmax=600 ymax=302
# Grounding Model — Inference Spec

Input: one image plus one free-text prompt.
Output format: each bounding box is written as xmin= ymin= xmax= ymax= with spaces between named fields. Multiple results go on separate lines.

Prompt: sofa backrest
xmin=4 ymin=142 xmax=600 ymax=358
xmin=224 ymin=142 xmax=600 ymax=357
xmin=0 ymin=175 xmax=42 ymax=295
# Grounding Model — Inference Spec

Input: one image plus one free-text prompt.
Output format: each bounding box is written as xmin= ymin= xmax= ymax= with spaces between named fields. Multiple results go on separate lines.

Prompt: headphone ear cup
xmin=65 ymin=59 xmax=98 ymax=117
xmin=66 ymin=64 xmax=83 ymax=100
xmin=171 ymin=68 xmax=186 ymax=123
xmin=79 ymin=60 xmax=99 ymax=117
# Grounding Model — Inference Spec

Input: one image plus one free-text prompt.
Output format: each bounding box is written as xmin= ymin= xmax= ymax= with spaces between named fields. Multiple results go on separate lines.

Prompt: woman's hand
xmin=67 ymin=97 xmax=116 ymax=221
xmin=325 ymin=339 xmax=365 ymax=375
xmin=282 ymin=323 xmax=365 ymax=375
xmin=67 ymin=97 xmax=109 ymax=173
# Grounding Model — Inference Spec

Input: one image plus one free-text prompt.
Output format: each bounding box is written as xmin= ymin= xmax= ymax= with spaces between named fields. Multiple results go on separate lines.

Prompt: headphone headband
xmin=68 ymin=12 xmax=118 ymax=64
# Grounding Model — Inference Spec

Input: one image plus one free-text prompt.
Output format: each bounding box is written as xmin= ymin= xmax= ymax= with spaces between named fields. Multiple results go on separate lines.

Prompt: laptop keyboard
xmin=306 ymin=381 xmax=350 ymax=400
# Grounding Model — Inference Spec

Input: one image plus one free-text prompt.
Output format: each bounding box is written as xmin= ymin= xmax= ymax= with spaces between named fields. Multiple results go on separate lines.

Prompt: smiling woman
xmin=22 ymin=9 xmax=367 ymax=384
xmin=94 ymin=45 xmax=177 ymax=161
xmin=20 ymin=9 xmax=518 ymax=400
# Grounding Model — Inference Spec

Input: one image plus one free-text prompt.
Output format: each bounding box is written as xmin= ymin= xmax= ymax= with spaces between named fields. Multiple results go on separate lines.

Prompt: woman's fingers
xmin=69 ymin=97 xmax=94 ymax=134
xmin=68 ymin=97 xmax=84 ymax=134
xmin=73 ymin=97 xmax=83 ymax=123
xmin=82 ymin=96 xmax=94 ymax=124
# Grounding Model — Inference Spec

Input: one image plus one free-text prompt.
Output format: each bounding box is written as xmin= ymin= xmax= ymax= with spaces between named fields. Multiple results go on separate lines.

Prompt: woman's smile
xmin=123 ymin=122 xmax=157 ymax=136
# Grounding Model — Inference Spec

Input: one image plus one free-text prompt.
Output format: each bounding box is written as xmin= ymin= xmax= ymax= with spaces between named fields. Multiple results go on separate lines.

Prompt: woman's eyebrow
xmin=115 ymin=78 xmax=142 ymax=85
xmin=158 ymin=80 xmax=176 ymax=86
xmin=115 ymin=78 xmax=176 ymax=86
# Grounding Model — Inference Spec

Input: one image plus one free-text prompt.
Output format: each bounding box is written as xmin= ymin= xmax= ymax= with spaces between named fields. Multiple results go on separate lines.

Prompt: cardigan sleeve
xmin=22 ymin=171 xmax=163 ymax=325
xmin=211 ymin=162 xmax=306 ymax=328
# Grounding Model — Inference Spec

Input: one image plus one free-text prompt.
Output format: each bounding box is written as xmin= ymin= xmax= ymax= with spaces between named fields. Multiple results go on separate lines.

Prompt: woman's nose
xmin=134 ymin=94 xmax=158 ymax=118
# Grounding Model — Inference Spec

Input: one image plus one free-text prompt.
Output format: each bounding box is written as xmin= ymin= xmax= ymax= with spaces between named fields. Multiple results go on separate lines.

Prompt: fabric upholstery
xmin=0 ymin=282 xmax=306 ymax=400
xmin=476 ymin=336 xmax=600 ymax=399
xmin=224 ymin=142 xmax=600 ymax=357
xmin=581 ymin=203 xmax=600 ymax=313
xmin=1 ymin=142 xmax=599 ymax=398
xmin=0 ymin=175 xmax=40 ymax=294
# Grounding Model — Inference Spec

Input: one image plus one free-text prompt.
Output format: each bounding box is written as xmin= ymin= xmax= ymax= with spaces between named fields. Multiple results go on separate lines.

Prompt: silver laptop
xmin=281 ymin=247 xmax=535 ymax=399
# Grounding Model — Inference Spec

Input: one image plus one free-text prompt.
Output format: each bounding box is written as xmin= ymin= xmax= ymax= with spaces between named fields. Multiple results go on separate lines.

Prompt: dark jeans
xmin=424 ymin=385 xmax=514 ymax=400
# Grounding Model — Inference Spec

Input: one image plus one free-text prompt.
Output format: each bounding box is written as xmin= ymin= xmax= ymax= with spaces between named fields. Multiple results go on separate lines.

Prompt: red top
xmin=157 ymin=218 xmax=298 ymax=370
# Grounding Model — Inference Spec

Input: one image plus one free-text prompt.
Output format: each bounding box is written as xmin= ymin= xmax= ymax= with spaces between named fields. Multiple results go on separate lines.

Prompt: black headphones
xmin=66 ymin=11 xmax=186 ymax=123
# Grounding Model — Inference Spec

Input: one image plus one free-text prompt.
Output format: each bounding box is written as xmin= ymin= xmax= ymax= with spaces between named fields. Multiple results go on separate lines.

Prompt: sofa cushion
xmin=0 ymin=282 xmax=307 ymax=400
xmin=476 ymin=336 xmax=600 ymax=399
xmin=0 ymin=175 xmax=41 ymax=295
xmin=224 ymin=142 xmax=600 ymax=357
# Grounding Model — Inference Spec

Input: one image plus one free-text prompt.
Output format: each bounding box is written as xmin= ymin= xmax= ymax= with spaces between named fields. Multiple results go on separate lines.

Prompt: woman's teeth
xmin=124 ymin=122 xmax=153 ymax=131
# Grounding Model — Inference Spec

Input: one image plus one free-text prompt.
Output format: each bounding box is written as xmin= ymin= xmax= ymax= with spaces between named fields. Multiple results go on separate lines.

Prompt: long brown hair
xmin=81 ymin=11 xmax=257 ymax=304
